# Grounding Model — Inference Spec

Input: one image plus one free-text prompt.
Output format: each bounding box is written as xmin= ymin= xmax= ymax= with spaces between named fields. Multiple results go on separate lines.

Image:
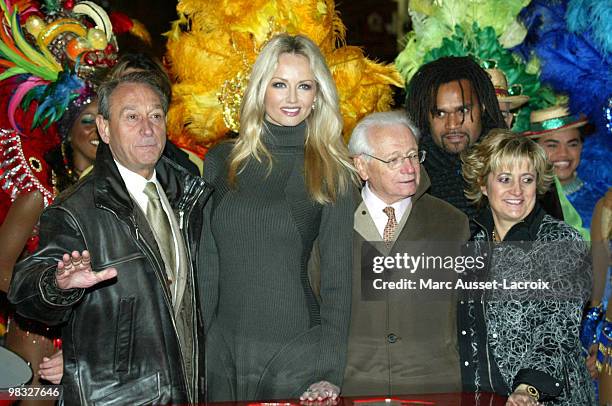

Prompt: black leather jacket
xmin=8 ymin=143 xmax=212 ymax=405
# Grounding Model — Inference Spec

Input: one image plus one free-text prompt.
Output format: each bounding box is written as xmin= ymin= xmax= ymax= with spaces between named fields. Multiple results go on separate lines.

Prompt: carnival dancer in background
xmin=0 ymin=0 xmax=119 ymax=398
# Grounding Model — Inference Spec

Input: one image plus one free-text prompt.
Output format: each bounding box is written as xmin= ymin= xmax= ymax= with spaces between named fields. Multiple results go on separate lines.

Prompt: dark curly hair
xmin=405 ymin=56 xmax=506 ymax=138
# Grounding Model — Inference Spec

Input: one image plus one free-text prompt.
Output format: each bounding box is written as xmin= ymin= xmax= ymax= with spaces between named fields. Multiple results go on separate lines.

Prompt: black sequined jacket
xmin=458 ymin=204 xmax=595 ymax=405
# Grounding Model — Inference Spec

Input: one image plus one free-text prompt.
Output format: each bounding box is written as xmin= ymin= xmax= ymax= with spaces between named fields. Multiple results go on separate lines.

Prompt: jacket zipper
xmin=473 ymin=224 xmax=503 ymax=394
xmin=177 ymin=181 xmax=207 ymax=400
xmin=129 ymin=213 xmax=193 ymax=403
xmin=468 ymin=222 xmax=497 ymax=393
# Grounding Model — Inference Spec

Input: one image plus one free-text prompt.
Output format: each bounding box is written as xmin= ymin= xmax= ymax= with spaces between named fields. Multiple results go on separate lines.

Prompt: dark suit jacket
xmin=343 ymin=169 xmax=470 ymax=396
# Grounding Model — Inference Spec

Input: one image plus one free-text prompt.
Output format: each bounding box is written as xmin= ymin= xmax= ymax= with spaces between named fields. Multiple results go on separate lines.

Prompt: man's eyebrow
xmin=386 ymin=148 xmax=418 ymax=154
xmin=118 ymin=105 xmax=137 ymax=114
xmin=117 ymin=104 xmax=164 ymax=114
xmin=434 ymin=103 xmax=472 ymax=112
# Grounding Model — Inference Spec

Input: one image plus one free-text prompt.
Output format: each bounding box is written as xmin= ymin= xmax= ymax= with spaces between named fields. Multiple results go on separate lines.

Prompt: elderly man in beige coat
xmin=343 ymin=111 xmax=470 ymax=395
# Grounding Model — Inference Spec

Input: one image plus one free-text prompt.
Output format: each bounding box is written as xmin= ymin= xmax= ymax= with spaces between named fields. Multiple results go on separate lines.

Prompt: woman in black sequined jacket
xmin=458 ymin=129 xmax=595 ymax=405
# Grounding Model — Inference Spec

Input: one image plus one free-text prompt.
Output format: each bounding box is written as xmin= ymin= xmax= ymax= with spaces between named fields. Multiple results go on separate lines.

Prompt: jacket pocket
xmin=96 ymin=253 xmax=145 ymax=271
xmin=114 ymin=297 xmax=135 ymax=373
xmin=92 ymin=372 xmax=161 ymax=406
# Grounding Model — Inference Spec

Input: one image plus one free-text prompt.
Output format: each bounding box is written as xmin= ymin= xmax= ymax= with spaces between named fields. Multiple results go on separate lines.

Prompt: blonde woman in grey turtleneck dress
xmin=199 ymin=34 xmax=357 ymax=402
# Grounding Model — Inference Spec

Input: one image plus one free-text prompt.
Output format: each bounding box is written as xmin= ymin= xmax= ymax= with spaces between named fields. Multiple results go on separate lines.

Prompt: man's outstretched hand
xmin=55 ymin=250 xmax=117 ymax=290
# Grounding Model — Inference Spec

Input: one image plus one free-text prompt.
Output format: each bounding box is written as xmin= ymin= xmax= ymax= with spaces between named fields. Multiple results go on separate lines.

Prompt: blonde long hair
xmin=227 ymin=33 xmax=356 ymax=204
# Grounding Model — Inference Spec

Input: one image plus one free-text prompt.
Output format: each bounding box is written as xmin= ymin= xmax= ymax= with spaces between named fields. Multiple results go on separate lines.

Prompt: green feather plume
xmin=395 ymin=0 xmax=557 ymax=132
xmin=396 ymin=0 xmax=530 ymax=82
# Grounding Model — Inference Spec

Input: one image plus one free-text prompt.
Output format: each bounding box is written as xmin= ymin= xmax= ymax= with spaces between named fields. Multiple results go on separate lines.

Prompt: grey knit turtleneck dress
xmin=199 ymin=121 xmax=353 ymax=401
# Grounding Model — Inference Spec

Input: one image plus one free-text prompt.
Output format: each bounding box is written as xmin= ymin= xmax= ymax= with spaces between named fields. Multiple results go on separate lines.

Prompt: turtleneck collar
xmin=473 ymin=202 xmax=545 ymax=241
xmin=262 ymin=120 xmax=306 ymax=148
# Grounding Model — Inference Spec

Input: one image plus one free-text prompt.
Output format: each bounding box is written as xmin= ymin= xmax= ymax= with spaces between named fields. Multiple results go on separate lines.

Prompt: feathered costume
xmin=0 ymin=0 xmax=152 ymax=230
xmin=514 ymin=0 xmax=611 ymax=230
xmin=514 ymin=0 xmax=612 ymax=379
xmin=0 ymin=0 xmax=119 ymax=239
xmin=0 ymin=0 xmax=147 ymax=341
xmin=164 ymin=0 xmax=403 ymax=156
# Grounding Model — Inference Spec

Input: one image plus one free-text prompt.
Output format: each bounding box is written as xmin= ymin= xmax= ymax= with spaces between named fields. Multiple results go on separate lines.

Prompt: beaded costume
xmin=0 ymin=0 xmax=148 ymax=370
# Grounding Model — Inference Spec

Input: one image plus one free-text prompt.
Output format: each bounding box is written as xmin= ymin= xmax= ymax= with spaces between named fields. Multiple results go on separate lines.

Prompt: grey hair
xmin=348 ymin=110 xmax=420 ymax=157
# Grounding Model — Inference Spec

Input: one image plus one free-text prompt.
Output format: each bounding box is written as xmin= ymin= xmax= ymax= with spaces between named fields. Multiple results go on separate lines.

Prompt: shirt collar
xmin=114 ymin=159 xmax=160 ymax=213
xmin=362 ymin=182 xmax=411 ymax=222
xmin=114 ymin=160 xmax=157 ymax=194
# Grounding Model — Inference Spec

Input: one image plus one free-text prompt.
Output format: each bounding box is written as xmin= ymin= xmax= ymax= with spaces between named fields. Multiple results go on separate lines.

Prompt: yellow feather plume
xmin=164 ymin=0 xmax=402 ymax=155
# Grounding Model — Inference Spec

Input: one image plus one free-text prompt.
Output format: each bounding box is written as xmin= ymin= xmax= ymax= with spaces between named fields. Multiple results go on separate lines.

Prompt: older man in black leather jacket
xmin=8 ymin=71 xmax=212 ymax=405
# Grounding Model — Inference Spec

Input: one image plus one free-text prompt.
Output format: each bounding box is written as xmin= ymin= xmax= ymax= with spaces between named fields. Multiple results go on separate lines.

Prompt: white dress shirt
xmin=361 ymin=182 xmax=411 ymax=239
xmin=115 ymin=160 xmax=179 ymax=273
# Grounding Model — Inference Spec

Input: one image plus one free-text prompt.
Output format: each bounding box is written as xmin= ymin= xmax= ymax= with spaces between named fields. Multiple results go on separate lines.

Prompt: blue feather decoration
xmin=514 ymin=0 xmax=612 ymax=228
xmin=516 ymin=0 xmax=612 ymax=133
xmin=567 ymin=0 xmax=612 ymax=55
xmin=23 ymin=70 xmax=85 ymax=129
xmin=565 ymin=0 xmax=589 ymax=34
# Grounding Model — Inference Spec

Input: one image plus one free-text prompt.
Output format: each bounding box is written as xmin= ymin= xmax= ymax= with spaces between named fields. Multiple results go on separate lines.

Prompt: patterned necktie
xmin=383 ymin=206 xmax=397 ymax=245
xmin=143 ymin=182 xmax=175 ymax=283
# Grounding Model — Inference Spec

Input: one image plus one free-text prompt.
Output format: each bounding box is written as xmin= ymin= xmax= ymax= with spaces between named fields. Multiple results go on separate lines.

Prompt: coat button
xmin=387 ymin=333 xmax=398 ymax=343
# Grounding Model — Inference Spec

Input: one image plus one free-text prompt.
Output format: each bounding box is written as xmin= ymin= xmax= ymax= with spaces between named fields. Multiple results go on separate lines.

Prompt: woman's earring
xmin=312 ymin=100 xmax=316 ymax=110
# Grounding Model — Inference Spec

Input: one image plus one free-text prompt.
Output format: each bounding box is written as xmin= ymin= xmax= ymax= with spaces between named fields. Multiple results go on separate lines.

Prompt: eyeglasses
xmin=363 ymin=150 xmax=426 ymax=169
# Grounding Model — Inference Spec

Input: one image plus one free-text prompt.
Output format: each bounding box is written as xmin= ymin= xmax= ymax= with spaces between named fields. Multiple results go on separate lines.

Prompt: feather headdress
xmin=514 ymin=0 xmax=612 ymax=229
xmin=0 ymin=0 xmax=119 ymax=208
xmin=514 ymin=0 xmax=612 ymax=131
xmin=164 ymin=0 xmax=403 ymax=155
xmin=0 ymin=0 xmax=118 ymax=131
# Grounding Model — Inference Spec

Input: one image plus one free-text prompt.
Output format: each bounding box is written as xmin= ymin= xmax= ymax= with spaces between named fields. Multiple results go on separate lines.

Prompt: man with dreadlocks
xmin=405 ymin=56 xmax=506 ymax=220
